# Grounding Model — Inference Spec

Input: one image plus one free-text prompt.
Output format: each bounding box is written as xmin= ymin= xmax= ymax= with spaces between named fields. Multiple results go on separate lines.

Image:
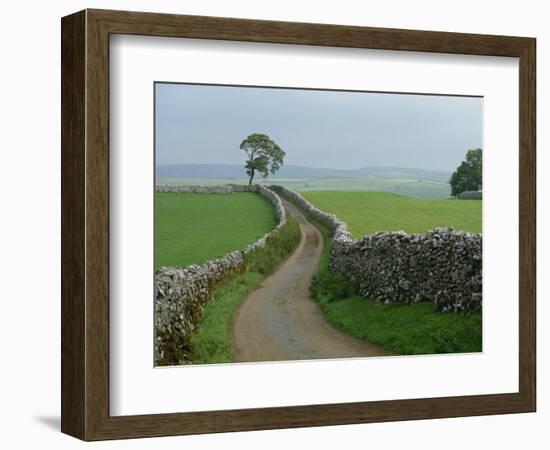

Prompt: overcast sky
xmin=155 ymin=83 xmax=482 ymax=172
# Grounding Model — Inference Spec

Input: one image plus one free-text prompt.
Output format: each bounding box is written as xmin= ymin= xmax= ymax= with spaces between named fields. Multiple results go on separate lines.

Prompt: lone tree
xmin=449 ymin=148 xmax=482 ymax=196
xmin=240 ymin=133 xmax=286 ymax=185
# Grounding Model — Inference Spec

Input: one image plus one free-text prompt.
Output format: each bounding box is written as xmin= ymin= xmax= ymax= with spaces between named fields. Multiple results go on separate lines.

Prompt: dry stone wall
xmin=457 ymin=190 xmax=482 ymax=200
xmin=272 ymin=185 xmax=482 ymax=313
xmin=155 ymin=251 xmax=244 ymax=364
xmin=155 ymin=184 xmax=286 ymax=364
xmin=238 ymin=185 xmax=287 ymax=253
xmin=331 ymin=229 xmax=482 ymax=313
xmin=269 ymin=186 xmax=353 ymax=243
xmin=156 ymin=184 xmax=233 ymax=194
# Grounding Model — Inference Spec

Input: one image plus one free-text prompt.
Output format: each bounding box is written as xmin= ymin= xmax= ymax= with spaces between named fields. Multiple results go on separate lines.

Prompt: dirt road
xmin=232 ymin=200 xmax=394 ymax=363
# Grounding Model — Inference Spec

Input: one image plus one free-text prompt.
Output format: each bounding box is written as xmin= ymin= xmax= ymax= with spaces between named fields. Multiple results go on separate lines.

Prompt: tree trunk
xmin=248 ymin=170 xmax=255 ymax=185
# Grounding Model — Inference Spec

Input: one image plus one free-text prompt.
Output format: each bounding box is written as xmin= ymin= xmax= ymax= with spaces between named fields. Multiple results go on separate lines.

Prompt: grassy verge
xmin=190 ymin=213 xmax=301 ymax=364
xmin=313 ymin=284 xmax=482 ymax=354
xmin=189 ymin=272 xmax=262 ymax=364
xmin=292 ymin=198 xmax=482 ymax=355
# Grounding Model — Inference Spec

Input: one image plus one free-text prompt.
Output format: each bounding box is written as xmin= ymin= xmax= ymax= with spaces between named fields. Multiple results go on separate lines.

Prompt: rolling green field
xmin=157 ymin=174 xmax=451 ymax=199
xmin=301 ymin=191 xmax=482 ymax=236
xmin=155 ymin=192 xmax=277 ymax=268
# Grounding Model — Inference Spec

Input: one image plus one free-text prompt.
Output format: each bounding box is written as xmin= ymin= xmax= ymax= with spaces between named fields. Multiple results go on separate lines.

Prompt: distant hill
xmin=156 ymin=163 xmax=450 ymax=180
xmin=155 ymin=163 xmax=452 ymax=199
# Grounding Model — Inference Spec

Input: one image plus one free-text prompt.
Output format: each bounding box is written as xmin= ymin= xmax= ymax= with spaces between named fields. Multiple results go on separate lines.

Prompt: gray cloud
xmin=155 ymin=83 xmax=482 ymax=172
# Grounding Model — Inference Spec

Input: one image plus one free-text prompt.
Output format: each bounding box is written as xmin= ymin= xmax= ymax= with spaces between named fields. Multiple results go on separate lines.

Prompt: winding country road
xmin=232 ymin=200 xmax=394 ymax=363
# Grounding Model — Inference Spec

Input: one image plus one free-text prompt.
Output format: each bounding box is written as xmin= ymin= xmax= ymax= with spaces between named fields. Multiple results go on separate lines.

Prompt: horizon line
xmin=155 ymin=162 xmax=453 ymax=173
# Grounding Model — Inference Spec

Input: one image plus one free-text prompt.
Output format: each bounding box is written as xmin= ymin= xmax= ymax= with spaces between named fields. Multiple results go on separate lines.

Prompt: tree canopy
xmin=449 ymin=148 xmax=482 ymax=197
xmin=240 ymin=133 xmax=286 ymax=185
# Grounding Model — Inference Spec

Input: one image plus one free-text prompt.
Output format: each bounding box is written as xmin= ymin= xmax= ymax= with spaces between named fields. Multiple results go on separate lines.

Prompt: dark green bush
xmin=310 ymin=270 xmax=359 ymax=302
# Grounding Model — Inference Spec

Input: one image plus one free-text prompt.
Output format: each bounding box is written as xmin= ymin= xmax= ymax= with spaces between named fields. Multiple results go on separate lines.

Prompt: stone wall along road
xmin=272 ymin=185 xmax=482 ymax=313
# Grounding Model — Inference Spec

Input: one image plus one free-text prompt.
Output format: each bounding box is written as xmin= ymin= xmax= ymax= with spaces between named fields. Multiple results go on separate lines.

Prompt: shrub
xmin=244 ymin=214 xmax=301 ymax=275
xmin=310 ymin=270 xmax=359 ymax=303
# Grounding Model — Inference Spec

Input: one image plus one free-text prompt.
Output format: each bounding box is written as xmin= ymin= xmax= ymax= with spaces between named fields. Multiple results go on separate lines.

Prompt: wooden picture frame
xmin=61 ymin=9 xmax=536 ymax=441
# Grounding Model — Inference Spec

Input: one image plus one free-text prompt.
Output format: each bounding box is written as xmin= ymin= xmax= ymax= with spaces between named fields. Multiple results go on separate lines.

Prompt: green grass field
xmin=301 ymin=191 xmax=481 ymax=236
xmin=155 ymin=192 xmax=277 ymax=268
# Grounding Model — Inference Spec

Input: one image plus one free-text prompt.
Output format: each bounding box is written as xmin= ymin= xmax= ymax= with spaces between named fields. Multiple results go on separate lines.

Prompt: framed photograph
xmin=61 ymin=9 xmax=536 ymax=440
